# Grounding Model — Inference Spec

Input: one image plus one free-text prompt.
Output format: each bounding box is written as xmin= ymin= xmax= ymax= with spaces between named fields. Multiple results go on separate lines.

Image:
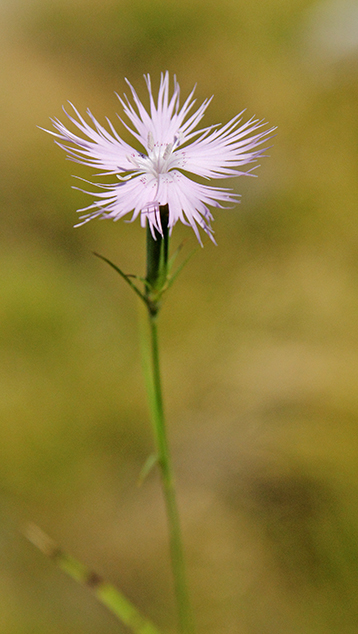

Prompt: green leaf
xmin=93 ymin=252 xmax=147 ymax=306
xmin=166 ymin=246 xmax=199 ymax=291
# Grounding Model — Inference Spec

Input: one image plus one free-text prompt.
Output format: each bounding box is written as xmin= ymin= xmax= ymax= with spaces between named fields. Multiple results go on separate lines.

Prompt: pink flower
xmin=45 ymin=72 xmax=274 ymax=244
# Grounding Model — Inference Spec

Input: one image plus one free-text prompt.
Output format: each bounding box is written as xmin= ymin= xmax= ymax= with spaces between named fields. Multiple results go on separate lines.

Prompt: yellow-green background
xmin=1 ymin=0 xmax=358 ymax=632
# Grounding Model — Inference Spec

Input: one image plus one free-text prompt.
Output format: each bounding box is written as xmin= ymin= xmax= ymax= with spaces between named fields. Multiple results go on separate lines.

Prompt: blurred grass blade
xmin=25 ymin=523 xmax=163 ymax=634
xmin=138 ymin=453 xmax=158 ymax=486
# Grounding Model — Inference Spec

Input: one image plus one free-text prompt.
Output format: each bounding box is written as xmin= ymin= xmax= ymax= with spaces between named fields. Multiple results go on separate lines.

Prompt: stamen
xmin=147 ymin=131 xmax=154 ymax=151
xmin=173 ymin=131 xmax=184 ymax=150
xmin=163 ymin=143 xmax=173 ymax=160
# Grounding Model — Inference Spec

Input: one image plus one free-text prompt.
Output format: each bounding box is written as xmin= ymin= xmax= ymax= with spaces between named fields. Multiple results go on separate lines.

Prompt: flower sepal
xmin=145 ymin=205 xmax=170 ymax=316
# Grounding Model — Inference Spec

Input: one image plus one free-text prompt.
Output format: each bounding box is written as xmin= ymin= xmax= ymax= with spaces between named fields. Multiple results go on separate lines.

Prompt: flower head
xmin=45 ymin=72 xmax=274 ymax=244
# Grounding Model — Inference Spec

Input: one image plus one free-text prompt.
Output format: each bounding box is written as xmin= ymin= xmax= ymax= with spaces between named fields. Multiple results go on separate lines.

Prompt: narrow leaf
xmin=167 ymin=240 xmax=186 ymax=273
xmin=166 ymin=247 xmax=199 ymax=291
xmin=93 ymin=252 xmax=147 ymax=306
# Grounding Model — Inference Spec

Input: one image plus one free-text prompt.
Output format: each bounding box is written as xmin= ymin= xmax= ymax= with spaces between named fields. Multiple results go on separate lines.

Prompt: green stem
xmin=144 ymin=206 xmax=194 ymax=634
xmin=147 ymin=312 xmax=194 ymax=634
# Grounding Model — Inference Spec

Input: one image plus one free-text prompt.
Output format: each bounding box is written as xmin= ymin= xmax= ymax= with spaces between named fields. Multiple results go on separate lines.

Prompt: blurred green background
xmin=1 ymin=0 xmax=358 ymax=632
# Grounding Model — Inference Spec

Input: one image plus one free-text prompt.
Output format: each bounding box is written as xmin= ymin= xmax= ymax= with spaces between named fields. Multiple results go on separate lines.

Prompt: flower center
xmin=127 ymin=132 xmax=182 ymax=177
